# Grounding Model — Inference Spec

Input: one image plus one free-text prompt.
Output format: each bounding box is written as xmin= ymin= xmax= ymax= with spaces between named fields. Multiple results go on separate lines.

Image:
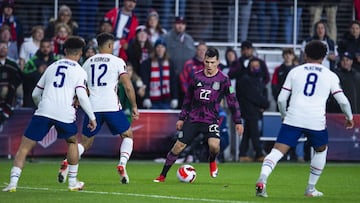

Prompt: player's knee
xmin=172 ymin=141 xmax=187 ymax=154
xmin=314 ymin=145 xmax=327 ymax=152
xmin=66 ymin=136 xmax=77 ymax=144
xmin=121 ymin=128 xmax=133 ymax=138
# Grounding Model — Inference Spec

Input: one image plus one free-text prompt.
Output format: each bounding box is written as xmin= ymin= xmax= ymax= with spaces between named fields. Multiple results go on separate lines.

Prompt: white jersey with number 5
xmin=281 ymin=63 xmax=343 ymax=130
xmin=34 ymin=59 xmax=88 ymax=123
xmin=82 ymin=53 xmax=127 ymax=112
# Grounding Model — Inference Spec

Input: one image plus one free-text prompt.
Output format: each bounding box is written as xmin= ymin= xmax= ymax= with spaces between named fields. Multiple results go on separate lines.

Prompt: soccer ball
xmin=176 ymin=164 xmax=196 ymax=183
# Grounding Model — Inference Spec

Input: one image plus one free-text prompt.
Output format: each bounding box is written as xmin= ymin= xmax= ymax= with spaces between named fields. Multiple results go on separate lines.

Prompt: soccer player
xmin=2 ymin=36 xmax=97 ymax=192
xmin=57 ymin=32 xmax=139 ymax=184
xmin=255 ymin=40 xmax=354 ymax=198
xmin=153 ymin=47 xmax=244 ymax=182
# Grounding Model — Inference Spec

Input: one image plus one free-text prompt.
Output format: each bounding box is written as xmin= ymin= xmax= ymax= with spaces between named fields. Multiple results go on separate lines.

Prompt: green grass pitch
xmin=1 ymin=158 xmax=359 ymax=203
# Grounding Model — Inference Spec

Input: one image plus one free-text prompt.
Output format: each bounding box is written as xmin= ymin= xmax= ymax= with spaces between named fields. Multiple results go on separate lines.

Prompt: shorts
xmin=179 ymin=122 xmax=220 ymax=145
xmin=82 ymin=111 xmax=130 ymax=137
xmin=24 ymin=115 xmax=77 ymax=141
xmin=276 ymin=124 xmax=328 ymax=148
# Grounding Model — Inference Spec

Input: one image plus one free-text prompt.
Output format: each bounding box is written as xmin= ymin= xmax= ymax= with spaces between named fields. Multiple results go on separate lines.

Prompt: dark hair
xmin=225 ymin=47 xmax=237 ymax=66
xmin=96 ymin=32 xmax=115 ymax=47
xmin=64 ymin=36 xmax=85 ymax=55
xmin=40 ymin=38 xmax=52 ymax=44
xmin=205 ymin=47 xmax=219 ymax=59
xmin=304 ymin=40 xmax=327 ymax=60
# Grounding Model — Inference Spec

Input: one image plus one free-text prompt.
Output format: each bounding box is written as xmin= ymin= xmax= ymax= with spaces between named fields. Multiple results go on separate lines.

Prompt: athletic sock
xmin=119 ymin=137 xmax=133 ymax=166
xmin=78 ymin=143 xmax=85 ymax=158
xmin=258 ymin=148 xmax=283 ymax=183
xmin=68 ymin=164 xmax=79 ymax=186
xmin=308 ymin=147 xmax=327 ymax=187
xmin=160 ymin=151 xmax=178 ymax=177
xmin=9 ymin=166 xmax=22 ymax=186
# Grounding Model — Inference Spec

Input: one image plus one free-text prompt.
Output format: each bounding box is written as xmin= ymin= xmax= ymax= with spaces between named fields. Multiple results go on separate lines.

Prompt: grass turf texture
xmin=0 ymin=158 xmax=359 ymax=203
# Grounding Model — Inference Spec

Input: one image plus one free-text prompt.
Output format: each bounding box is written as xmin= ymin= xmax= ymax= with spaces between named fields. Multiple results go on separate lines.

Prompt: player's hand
xmin=132 ymin=107 xmax=139 ymax=120
xmin=345 ymin=119 xmax=354 ymax=129
xmin=235 ymin=124 xmax=244 ymax=136
xmin=88 ymin=119 xmax=97 ymax=132
xmin=176 ymin=120 xmax=184 ymax=131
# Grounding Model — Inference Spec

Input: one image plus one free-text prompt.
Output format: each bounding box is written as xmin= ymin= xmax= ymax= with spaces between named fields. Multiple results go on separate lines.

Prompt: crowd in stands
xmin=0 ymin=0 xmax=360 ymax=163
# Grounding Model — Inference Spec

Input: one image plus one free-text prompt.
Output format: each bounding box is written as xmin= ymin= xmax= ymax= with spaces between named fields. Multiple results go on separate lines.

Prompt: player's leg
xmin=117 ymin=127 xmax=133 ymax=184
xmin=153 ymin=139 xmax=188 ymax=182
xmin=3 ymin=116 xmax=51 ymax=192
xmin=58 ymin=113 xmax=100 ymax=183
xmin=154 ymin=122 xmax=196 ymax=182
xmin=304 ymin=129 xmax=328 ymax=197
xmin=208 ymin=137 xmax=220 ymax=178
xmin=206 ymin=123 xmax=221 ymax=178
xmin=66 ymin=135 xmax=84 ymax=191
xmin=256 ymin=124 xmax=302 ymax=197
xmin=3 ymin=136 xmax=37 ymax=192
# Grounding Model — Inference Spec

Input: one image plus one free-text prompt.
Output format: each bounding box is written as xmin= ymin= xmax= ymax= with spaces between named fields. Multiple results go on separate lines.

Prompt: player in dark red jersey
xmin=154 ymin=47 xmax=244 ymax=182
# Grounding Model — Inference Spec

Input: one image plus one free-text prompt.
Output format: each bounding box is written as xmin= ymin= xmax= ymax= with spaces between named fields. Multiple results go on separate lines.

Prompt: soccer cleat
xmin=117 ymin=165 xmax=129 ymax=184
xmin=255 ymin=182 xmax=268 ymax=197
xmin=153 ymin=175 xmax=166 ymax=182
xmin=304 ymin=188 xmax=324 ymax=197
xmin=209 ymin=161 xmax=218 ymax=178
xmin=58 ymin=159 xmax=69 ymax=183
xmin=2 ymin=184 xmax=16 ymax=192
xmin=68 ymin=181 xmax=84 ymax=191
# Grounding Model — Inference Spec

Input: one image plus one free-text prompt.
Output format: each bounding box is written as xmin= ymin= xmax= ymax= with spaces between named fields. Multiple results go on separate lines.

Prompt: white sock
xmin=308 ymin=147 xmax=327 ymax=187
xmin=78 ymin=143 xmax=85 ymax=158
xmin=258 ymin=148 xmax=284 ymax=183
xmin=119 ymin=137 xmax=133 ymax=166
xmin=68 ymin=164 xmax=79 ymax=186
xmin=9 ymin=166 xmax=22 ymax=186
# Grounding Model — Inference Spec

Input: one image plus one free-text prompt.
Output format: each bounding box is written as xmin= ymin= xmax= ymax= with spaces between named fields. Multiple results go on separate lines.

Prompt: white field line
xmin=15 ymin=185 xmax=258 ymax=203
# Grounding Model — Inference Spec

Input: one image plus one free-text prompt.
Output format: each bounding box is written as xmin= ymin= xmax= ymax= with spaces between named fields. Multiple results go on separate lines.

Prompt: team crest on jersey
xmin=197 ymin=82 xmax=202 ymax=87
xmin=212 ymin=82 xmax=220 ymax=90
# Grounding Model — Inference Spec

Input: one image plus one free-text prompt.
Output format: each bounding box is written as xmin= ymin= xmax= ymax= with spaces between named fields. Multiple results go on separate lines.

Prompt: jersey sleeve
xmin=224 ymin=78 xmax=242 ymax=124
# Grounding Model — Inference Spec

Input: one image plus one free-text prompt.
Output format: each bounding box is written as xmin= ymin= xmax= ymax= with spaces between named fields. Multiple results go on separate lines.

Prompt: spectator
xmin=0 ymin=0 xmax=23 ymax=49
xmin=104 ymin=0 xmax=138 ymax=60
xmin=179 ymin=41 xmax=207 ymax=106
xmin=237 ymin=58 xmax=269 ymax=162
xmin=45 ymin=4 xmax=78 ymax=38
xmin=145 ymin=9 xmax=167 ymax=46
xmin=0 ymin=40 xmax=22 ymax=124
xmin=160 ymin=0 xmax=186 ymax=30
xmin=140 ymin=38 xmax=178 ymax=109
xmin=164 ymin=16 xmax=195 ymax=77
xmin=118 ymin=63 xmax=146 ymax=120
xmin=126 ymin=25 xmax=154 ymax=75
xmin=271 ymin=48 xmax=305 ymax=162
xmin=301 ymin=20 xmax=336 ymax=70
xmin=22 ymin=38 xmax=59 ymax=108
xmin=228 ymin=40 xmax=270 ymax=105
xmin=255 ymin=0 xmax=280 ymax=43
xmin=79 ymin=45 xmax=97 ymax=65
xmin=327 ymin=52 xmax=360 ymax=114
xmin=307 ymin=0 xmax=338 ymax=41
xmin=19 ymin=25 xmax=44 ymax=70
xmin=52 ymin=23 xmax=71 ymax=58
xmin=0 ymin=24 xmax=18 ymax=62
xmin=224 ymin=47 xmax=238 ymax=68
xmin=337 ymin=20 xmax=360 ymax=72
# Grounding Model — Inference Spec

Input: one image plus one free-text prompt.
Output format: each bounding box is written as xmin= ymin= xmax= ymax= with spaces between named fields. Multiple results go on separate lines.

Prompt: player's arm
xmin=277 ymin=88 xmax=291 ymax=119
xmin=119 ymin=73 xmax=139 ymax=120
xmin=32 ymin=73 xmax=46 ymax=107
xmin=333 ymin=92 xmax=354 ymax=129
xmin=76 ymin=86 xmax=97 ymax=131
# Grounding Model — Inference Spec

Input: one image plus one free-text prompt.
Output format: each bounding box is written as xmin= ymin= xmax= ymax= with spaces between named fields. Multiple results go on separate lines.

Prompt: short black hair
xmin=304 ymin=40 xmax=327 ymax=60
xmin=96 ymin=32 xmax=115 ymax=47
xmin=40 ymin=38 xmax=52 ymax=44
xmin=205 ymin=47 xmax=219 ymax=60
xmin=64 ymin=36 xmax=85 ymax=55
